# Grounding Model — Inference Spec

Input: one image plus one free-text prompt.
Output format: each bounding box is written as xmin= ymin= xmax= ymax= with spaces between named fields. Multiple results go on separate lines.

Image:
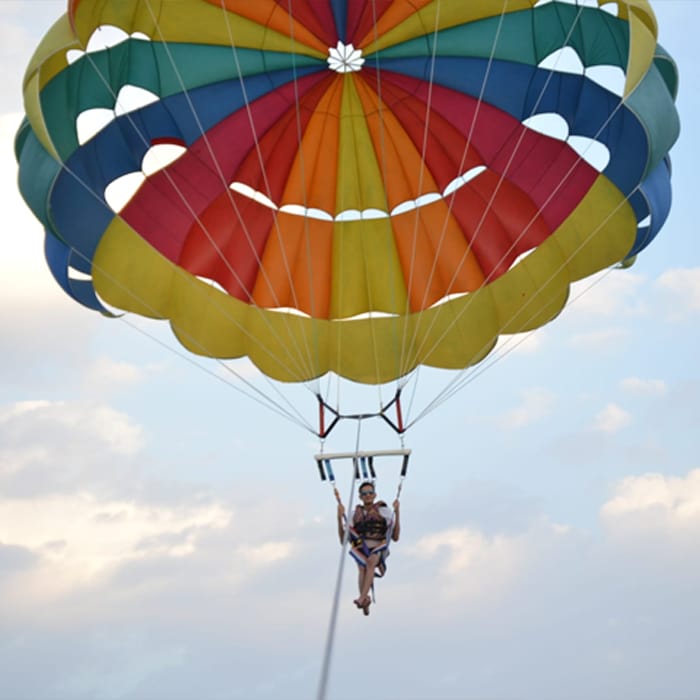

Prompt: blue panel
xmin=629 ymin=156 xmax=673 ymax=256
xmin=66 ymin=65 xmax=325 ymax=193
xmin=47 ymin=65 xmax=326 ymax=275
xmin=49 ymin=165 xmax=114 ymax=264
xmin=331 ymin=0 xmax=347 ymax=43
xmin=377 ymin=56 xmax=648 ymax=197
xmin=44 ymin=232 xmax=111 ymax=313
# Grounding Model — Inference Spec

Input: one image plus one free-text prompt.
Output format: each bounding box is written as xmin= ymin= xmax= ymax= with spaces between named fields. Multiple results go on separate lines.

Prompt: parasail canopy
xmin=16 ymin=0 xmax=679 ymax=387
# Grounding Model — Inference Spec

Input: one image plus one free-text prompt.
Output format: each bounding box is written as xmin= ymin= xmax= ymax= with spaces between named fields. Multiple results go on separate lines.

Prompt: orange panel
xmin=280 ymin=75 xmax=344 ymax=213
xmin=354 ymin=77 xmax=437 ymax=208
xmin=252 ymin=213 xmax=333 ymax=318
xmin=393 ymin=200 xmax=485 ymax=311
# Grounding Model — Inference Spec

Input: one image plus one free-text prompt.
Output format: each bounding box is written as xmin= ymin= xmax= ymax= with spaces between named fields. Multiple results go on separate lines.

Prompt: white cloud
xmin=0 ymin=492 xmax=231 ymax=596
xmin=601 ymin=469 xmax=700 ymax=523
xmin=0 ymin=399 xmax=145 ymax=498
xmin=591 ymin=402 xmax=632 ymax=433
xmin=620 ymin=377 xmax=668 ymax=396
xmin=411 ymin=527 xmax=519 ymax=575
xmin=1 ymin=399 xmax=144 ymax=457
xmin=655 ymin=267 xmax=700 ymax=319
xmin=499 ymin=388 xmax=556 ymax=428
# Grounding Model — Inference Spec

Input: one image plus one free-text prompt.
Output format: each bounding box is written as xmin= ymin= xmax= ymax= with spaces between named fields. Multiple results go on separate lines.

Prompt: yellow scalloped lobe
xmin=92 ymin=174 xmax=635 ymax=385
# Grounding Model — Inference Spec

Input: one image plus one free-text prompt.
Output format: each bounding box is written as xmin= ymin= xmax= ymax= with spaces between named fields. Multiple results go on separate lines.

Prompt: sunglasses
xmin=359 ymin=489 xmax=375 ymax=496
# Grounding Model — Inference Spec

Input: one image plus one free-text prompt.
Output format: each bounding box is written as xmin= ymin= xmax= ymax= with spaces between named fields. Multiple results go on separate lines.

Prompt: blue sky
xmin=1 ymin=2 xmax=699 ymax=699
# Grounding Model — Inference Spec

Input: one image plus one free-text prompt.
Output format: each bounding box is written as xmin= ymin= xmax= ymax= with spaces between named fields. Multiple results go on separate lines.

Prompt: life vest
xmin=352 ymin=502 xmax=389 ymax=540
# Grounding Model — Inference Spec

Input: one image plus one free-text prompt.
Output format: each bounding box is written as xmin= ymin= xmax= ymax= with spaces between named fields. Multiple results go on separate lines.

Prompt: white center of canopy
xmin=327 ymin=42 xmax=365 ymax=73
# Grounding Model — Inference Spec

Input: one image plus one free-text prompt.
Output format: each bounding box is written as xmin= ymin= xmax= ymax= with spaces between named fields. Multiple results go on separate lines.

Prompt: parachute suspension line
xmin=407 ymin=266 xmax=620 ymax=427
xmin=406 ymin=191 xmax=636 ymax=428
xmin=401 ymin=6 xmax=646 ymax=427
xmin=282 ymin=0 xmax=324 ymax=398
xmin=400 ymin=3 xmax=600 ymax=373
xmin=41 ymin=139 xmax=317 ymax=426
xmin=221 ymin=0 xmax=320 ymax=385
xmin=406 ymin=17 xmax=633 ymax=410
xmin=397 ymin=0 xmax=443 ymax=378
xmin=398 ymin=0 xmax=510 ymax=381
xmin=142 ymin=0 xmax=319 ymax=385
xmin=46 ymin=34 xmax=316 ymax=428
xmin=120 ymin=316 xmax=316 ymax=433
xmin=75 ymin=33 xmax=315 ymax=387
xmin=316 ymin=421 xmax=363 ymax=700
xmin=400 ymin=366 xmax=422 ymax=430
xmin=390 ymin=0 xmax=510 ymax=428
xmin=403 ymin=1 xmax=588 ymax=375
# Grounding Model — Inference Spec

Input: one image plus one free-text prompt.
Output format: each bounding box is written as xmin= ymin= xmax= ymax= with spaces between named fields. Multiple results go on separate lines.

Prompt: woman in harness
xmin=337 ymin=481 xmax=401 ymax=616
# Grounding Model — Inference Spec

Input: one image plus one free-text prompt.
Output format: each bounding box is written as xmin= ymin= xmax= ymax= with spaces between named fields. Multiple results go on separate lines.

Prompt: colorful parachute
xmin=16 ymin=0 xmax=679 ymax=388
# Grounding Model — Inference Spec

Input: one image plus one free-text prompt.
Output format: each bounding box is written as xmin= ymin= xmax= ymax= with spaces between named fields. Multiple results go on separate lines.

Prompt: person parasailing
xmin=336 ymin=481 xmax=400 ymax=616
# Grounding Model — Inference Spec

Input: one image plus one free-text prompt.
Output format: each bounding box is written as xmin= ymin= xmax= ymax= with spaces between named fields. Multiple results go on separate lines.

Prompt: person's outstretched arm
xmin=337 ymin=503 xmax=346 ymax=544
xmin=392 ymin=500 xmax=401 ymax=541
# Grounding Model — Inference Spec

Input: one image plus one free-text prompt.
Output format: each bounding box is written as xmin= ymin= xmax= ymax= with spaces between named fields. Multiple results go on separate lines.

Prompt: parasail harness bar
xmin=316 ymin=449 xmax=410 ymax=482
xmin=316 ymin=448 xmax=410 ymax=506
xmin=316 ymin=390 xmax=405 ymax=438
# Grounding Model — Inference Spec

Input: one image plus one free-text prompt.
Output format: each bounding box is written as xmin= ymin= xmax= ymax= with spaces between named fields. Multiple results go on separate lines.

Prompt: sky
xmin=1 ymin=2 xmax=699 ymax=699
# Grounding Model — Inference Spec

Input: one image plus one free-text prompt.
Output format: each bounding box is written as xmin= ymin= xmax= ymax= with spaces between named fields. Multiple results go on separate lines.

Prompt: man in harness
xmin=337 ymin=481 xmax=401 ymax=616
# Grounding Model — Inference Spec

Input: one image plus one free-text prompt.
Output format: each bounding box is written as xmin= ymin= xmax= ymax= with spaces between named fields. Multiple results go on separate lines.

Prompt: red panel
xmin=121 ymin=72 xmax=330 ymax=263
xmin=274 ymin=0 xmax=338 ymax=46
xmin=179 ymin=191 xmax=276 ymax=302
xmin=346 ymin=0 xmax=394 ymax=47
xmin=448 ymin=170 xmax=551 ymax=281
xmin=366 ymin=74 xmax=485 ymax=191
xmin=375 ymin=70 xmax=597 ymax=232
xmin=230 ymin=74 xmax=335 ymax=203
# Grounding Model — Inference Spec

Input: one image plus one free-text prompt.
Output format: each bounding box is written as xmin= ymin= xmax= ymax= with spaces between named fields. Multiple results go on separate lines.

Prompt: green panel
xmin=372 ymin=5 xmax=629 ymax=69
xmin=626 ymin=61 xmax=680 ymax=178
xmin=653 ymin=44 xmax=679 ymax=100
xmin=39 ymin=39 xmax=323 ymax=160
xmin=15 ymin=122 xmax=61 ymax=235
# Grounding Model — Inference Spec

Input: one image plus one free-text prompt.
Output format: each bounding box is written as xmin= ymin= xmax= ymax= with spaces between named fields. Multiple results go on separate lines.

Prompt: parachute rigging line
xmin=405 ymin=192 xmax=638 ymax=429
xmin=120 ymin=316 xmax=316 ymax=433
xmin=70 ymin=50 xmax=320 ymax=388
xmin=399 ymin=0 xmax=511 ymax=375
xmin=216 ymin=0 xmax=323 ymax=386
xmin=32 ymin=79 xmax=318 ymax=432
xmin=142 ymin=0 xmax=320 ymax=384
xmin=408 ymin=256 xmax=630 ymax=428
xmin=400 ymin=1 xmax=590 ymax=382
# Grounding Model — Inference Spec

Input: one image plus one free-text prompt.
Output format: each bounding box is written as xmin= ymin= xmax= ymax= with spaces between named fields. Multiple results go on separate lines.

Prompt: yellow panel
xmin=331 ymin=75 xmax=407 ymax=319
xmin=70 ymin=0 xmax=325 ymax=58
xmin=335 ymin=75 xmax=389 ymax=213
xmin=624 ymin=2 xmax=658 ymax=96
xmin=330 ymin=218 xmax=407 ymax=319
xmin=93 ymin=176 xmax=635 ymax=385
